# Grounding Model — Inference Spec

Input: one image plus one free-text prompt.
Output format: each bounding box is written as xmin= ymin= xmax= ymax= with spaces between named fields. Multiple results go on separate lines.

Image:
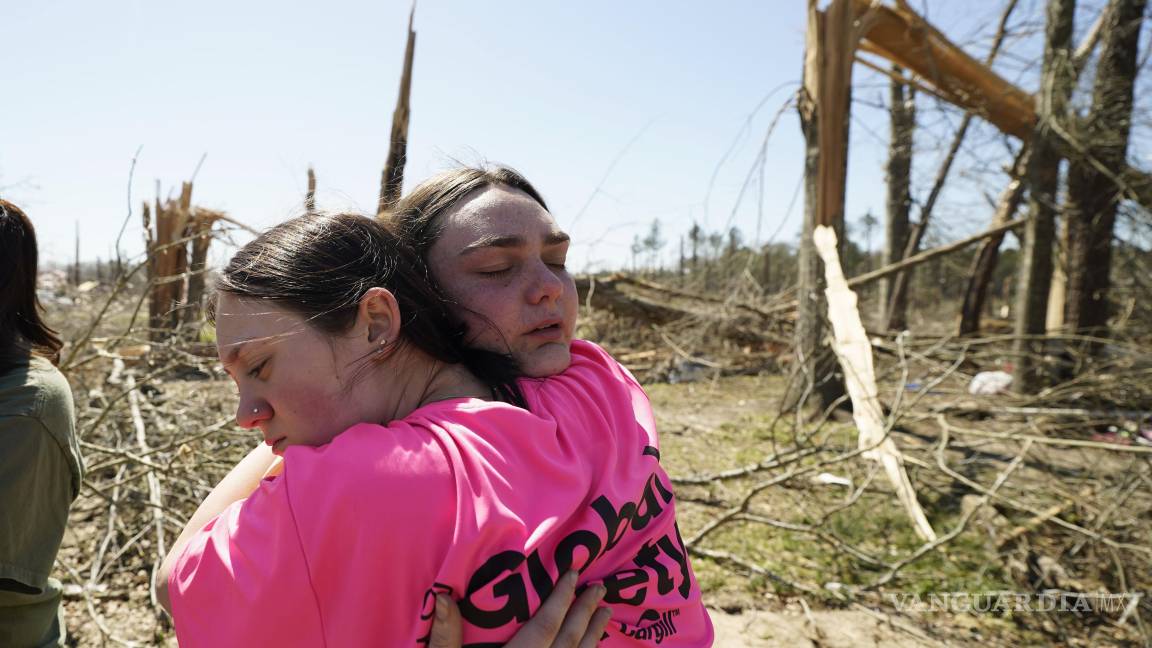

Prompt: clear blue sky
xmin=4 ymin=1 xmax=1060 ymax=272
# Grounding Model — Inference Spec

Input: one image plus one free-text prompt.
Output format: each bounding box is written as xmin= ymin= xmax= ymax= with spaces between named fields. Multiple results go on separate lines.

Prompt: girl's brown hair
xmin=0 ymin=200 xmax=64 ymax=365
xmin=213 ymin=212 xmax=523 ymax=405
xmin=386 ymin=165 xmax=549 ymax=260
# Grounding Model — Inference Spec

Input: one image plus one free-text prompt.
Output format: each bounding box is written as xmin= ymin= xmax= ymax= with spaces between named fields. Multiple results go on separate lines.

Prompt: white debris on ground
xmin=967 ymin=371 xmax=1014 ymax=395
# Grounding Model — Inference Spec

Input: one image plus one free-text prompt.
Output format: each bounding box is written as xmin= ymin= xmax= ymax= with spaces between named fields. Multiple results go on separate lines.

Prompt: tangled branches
xmin=658 ymin=327 xmax=1152 ymax=646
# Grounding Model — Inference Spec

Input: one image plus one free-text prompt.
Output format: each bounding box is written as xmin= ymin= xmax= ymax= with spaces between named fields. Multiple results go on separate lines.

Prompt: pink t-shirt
xmin=169 ymin=341 xmax=713 ymax=646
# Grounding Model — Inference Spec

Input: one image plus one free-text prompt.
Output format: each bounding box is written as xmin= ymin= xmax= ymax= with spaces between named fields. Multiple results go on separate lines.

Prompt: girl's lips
xmin=526 ymin=323 xmax=563 ymax=341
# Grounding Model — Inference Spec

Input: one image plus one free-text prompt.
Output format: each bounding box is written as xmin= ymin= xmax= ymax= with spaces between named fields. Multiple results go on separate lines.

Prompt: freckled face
xmin=215 ymin=294 xmax=383 ymax=454
xmin=426 ymin=186 xmax=578 ymax=377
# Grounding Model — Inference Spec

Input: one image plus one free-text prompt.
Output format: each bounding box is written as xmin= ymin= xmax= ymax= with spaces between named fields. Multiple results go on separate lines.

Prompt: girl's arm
xmin=156 ymin=442 xmax=278 ymax=613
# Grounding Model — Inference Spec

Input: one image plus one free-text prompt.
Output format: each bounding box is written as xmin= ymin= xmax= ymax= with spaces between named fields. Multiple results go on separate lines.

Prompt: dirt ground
xmin=709 ymin=607 xmax=938 ymax=647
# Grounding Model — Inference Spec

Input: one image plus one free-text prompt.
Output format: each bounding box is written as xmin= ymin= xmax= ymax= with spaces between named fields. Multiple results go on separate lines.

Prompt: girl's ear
xmin=357 ymin=287 xmax=402 ymax=348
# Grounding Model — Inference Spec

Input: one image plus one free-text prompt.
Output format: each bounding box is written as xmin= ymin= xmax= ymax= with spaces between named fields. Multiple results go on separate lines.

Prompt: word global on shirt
xmin=418 ymin=448 xmax=692 ymax=646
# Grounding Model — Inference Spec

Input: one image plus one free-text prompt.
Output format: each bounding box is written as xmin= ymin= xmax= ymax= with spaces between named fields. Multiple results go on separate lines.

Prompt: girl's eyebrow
xmin=460 ymin=231 xmax=570 ymax=255
xmin=220 ymin=339 xmax=258 ymax=368
xmin=460 ymin=234 xmax=524 ymax=254
xmin=544 ymin=231 xmax=571 ymax=246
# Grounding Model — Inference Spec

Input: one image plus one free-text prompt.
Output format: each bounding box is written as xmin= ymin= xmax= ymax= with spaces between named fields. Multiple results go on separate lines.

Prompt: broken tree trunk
xmin=1013 ymin=0 xmax=1075 ymax=393
xmin=957 ymin=148 xmax=1029 ymax=335
xmin=785 ymin=0 xmax=855 ymax=413
xmin=378 ymin=5 xmax=417 ymax=216
xmin=144 ymin=183 xmax=194 ymax=340
xmin=1064 ymin=0 xmax=1146 ymax=336
xmin=787 ymin=80 xmax=827 ymax=411
xmin=143 ymin=181 xmax=224 ymax=338
xmin=305 ymin=166 xmax=317 ymax=215
xmin=879 ymin=68 xmax=914 ymax=330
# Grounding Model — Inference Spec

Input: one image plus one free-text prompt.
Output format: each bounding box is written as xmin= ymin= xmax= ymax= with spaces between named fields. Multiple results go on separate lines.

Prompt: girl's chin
xmin=518 ymin=343 xmax=572 ymax=377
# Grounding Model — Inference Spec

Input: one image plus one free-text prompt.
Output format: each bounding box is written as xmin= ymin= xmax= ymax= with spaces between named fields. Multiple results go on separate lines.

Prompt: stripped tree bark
xmin=1013 ymin=0 xmax=1075 ymax=393
xmin=878 ymin=68 xmax=914 ymax=330
xmin=815 ymin=225 xmax=937 ymax=541
xmin=1064 ymin=0 xmax=1147 ymax=337
xmin=377 ymin=5 xmax=417 ymax=216
xmin=789 ymin=0 xmax=935 ymax=542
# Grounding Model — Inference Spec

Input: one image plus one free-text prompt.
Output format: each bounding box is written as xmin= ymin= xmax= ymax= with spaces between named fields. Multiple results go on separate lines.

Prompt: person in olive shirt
xmin=0 ymin=200 xmax=83 ymax=647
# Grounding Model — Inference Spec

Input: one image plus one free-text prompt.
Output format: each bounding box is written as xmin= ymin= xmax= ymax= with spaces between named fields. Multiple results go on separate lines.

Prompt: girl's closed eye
xmin=477 ymin=267 xmax=513 ymax=278
xmin=248 ymin=359 xmax=269 ymax=379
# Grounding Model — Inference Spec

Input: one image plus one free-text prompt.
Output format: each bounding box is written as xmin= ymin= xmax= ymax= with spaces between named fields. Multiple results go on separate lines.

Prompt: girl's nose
xmin=236 ymin=397 xmax=271 ymax=429
xmin=526 ymin=260 xmax=564 ymax=304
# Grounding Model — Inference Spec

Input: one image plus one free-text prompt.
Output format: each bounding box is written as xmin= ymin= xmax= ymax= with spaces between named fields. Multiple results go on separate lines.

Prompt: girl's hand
xmin=428 ymin=571 xmax=611 ymax=648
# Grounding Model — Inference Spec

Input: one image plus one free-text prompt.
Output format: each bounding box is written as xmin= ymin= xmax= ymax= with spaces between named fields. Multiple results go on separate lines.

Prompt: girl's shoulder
xmin=281 ymin=398 xmax=550 ymax=481
xmin=517 ymin=340 xmax=658 ymax=449
xmin=523 ymin=340 xmax=647 ymax=407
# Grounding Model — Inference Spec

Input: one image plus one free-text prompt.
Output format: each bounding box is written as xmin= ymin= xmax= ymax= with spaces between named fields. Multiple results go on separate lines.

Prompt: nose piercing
xmin=252 ymin=407 xmax=260 ymax=414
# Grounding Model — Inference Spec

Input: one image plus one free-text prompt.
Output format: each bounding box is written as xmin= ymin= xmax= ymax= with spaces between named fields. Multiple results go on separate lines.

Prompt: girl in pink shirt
xmin=160 ymin=178 xmax=712 ymax=645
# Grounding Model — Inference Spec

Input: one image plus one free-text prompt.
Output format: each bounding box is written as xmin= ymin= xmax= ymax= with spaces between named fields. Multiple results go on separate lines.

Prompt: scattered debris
xmin=968 ymin=370 xmax=1014 ymax=395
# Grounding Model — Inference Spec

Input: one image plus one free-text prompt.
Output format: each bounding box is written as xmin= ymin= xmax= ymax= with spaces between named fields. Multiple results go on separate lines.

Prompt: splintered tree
xmin=377 ymin=5 xmax=417 ymax=216
xmin=785 ymin=0 xmax=859 ymax=414
xmin=1064 ymin=0 xmax=1147 ymax=338
xmin=142 ymin=182 xmax=225 ymax=340
xmin=305 ymin=167 xmax=317 ymax=215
